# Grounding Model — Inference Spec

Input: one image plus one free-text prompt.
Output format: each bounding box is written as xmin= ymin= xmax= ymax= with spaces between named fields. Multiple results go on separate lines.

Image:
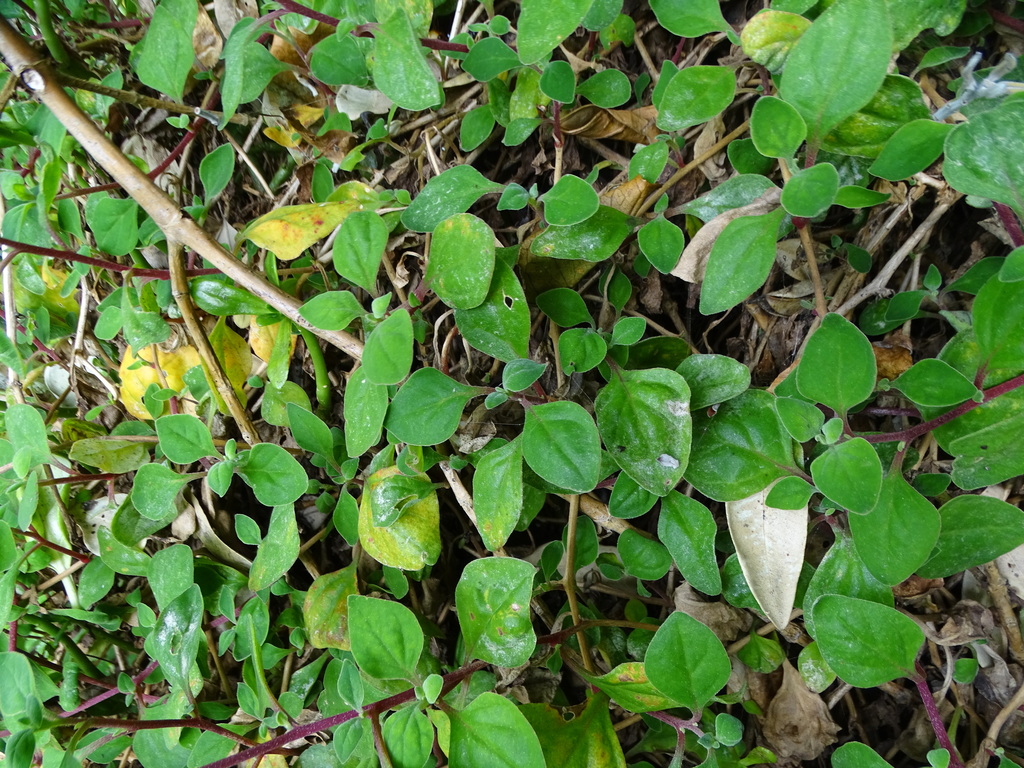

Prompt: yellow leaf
xmin=208 ymin=318 xmax=251 ymax=413
xmin=249 ymin=318 xmax=297 ymax=363
xmin=303 ymin=562 xmax=359 ymax=650
xmin=118 ymin=345 xmax=201 ymax=420
xmin=238 ymin=181 xmax=379 ymax=261
xmin=359 ymin=467 xmax=441 ymax=571
xmin=263 ymin=125 xmax=302 ymax=148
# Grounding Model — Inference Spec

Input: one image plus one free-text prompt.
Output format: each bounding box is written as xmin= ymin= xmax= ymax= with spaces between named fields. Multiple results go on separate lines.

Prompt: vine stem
xmin=994 ymin=202 xmax=1024 ymax=248
xmin=0 ymin=20 xmax=365 ymax=361
xmin=860 ymin=368 xmax=1024 ymax=444
xmin=0 ymin=236 xmax=220 ymax=279
xmin=199 ymin=661 xmax=487 ymax=768
xmin=914 ymin=663 xmax=965 ymax=768
xmin=563 ymin=494 xmax=595 ymax=673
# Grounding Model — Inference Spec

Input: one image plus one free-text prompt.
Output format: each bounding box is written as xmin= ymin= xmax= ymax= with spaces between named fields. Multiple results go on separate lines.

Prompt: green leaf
xmin=834 ymin=186 xmax=891 ymax=208
xmin=541 ymin=175 xmax=599 ymax=226
xmin=456 ymin=557 xmax=536 ymax=666
xmin=765 ymin=475 xmax=815 ymax=510
xmin=778 ymin=0 xmax=892 ymax=146
xmin=523 ymin=401 xmax=602 ymax=493
xmin=382 ymin=707 xmax=434 ymax=768
xmin=131 ymin=462 xmax=190 ymax=520
xmin=797 ymin=313 xmax=876 ymax=415
xmin=609 ymin=471 xmax=658 ymax=520
xmin=821 ymin=74 xmax=931 ymax=159
xmin=148 ymin=543 xmax=193 ymax=610
xmin=918 ymin=494 xmax=1024 ymax=578
xmin=802 ymin=529 xmax=892 ymax=638
xmin=537 ymin=288 xmax=592 ymax=327
xmin=473 ymin=437 xmax=523 ymax=551
xmin=344 ymin=365 xmax=389 ymax=456
xmin=363 ymin=309 xmax=413 ymax=385
xmin=86 ymin=196 xmax=139 ymax=257
xmin=427 ymin=213 xmax=496 ymax=309
xmin=686 ymin=389 xmax=797 ymax=501
xmin=530 ymin=205 xmax=635 ymax=262
xmin=334 ymin=211 xmax=388 ymax=292
xmin=740 ymin=9 xmax=812 ymax=72
xmin=463 ymin=37 xmax=522 ymax=81
xmin=68 ymin=438 xmax=149 ymax=474
xmin=618 ymin=529 xmax=672 ymax=581
xmin=371 ymin=7 xmax=442 ymax=111
xmin=651 ymin=0 xmax=732 ymax=37
xmin=359 ymin=467 xmax=440 ymax=570
xmin=700 ymin=208 xmax=785 ymax=314
xmin=736 ymin=631 xmax=785 ymax=674
xmin=656 ymin=66 xmax=736 ymax=132
xmin=0 ymin=652 xmax=43 ymax=733
xmin=517 ymin=0 xmax=594 ymax=64
xmin=559 ymin=330 xmax=604 ymax=372
xmin=798 ymin=641 xmax=837 ymax=693
xmin=677 ymin=354 xmax=751 ymax=410
xmin=944 ymin=99 xmax=1024 ymax=217
xmin=630 ymin=141 xmax=670 ymax=184
xmin=348 ymin=595 xmax=423 ymax=681
xmin=249 ymin=504 xmax=299 ymax=591
xmin=299 ymin=290 xmax=364 ymax=331
xmin=750 ymin=96 xmax=807 ymax=158
xmin=579 ymin=661 xmax=684 ymax=713
xmin=678 ymin=173 xmax=778 ymax=221
xmin=973 ymin=275 xmax=1024 ymax=377
xmin=199 ymin=144 xmax=235 ymax=201
xmin=869 ymin=119 xmax=952 ymax=181
xmin=460 ymin=104 xmax=497 ymax=151
xmin=658 ymin=492 xmax=721 ymax=595
xmin=781 ymin=162 xmax=839 ymax=218
xmin=237 ymin=443 xmax=307 ymax=506
xmin=144 ymin=584 xmax=203 ymax=692
xmin=502 ymin=359 xmax=547 ymax=392
xmin=595 ymin=368 xmax=691 ymax=495
xmin=810 ymin=438 xmax=882 ymax=514
xmin=645 ymin=612 xmax=731 ymax=710
xmin=847 ymin=473 xmax=937 ymax=585
xmin=455 ymin=260 xmax=530 ymax=361
xmin=287 ymin=404 xmax=334 ymax=458
xmin=832 ymin=742 xmax=895 ymax=768
xmin=540 ymin=60 xmax=576 ymax=103
xmin=450 ymin=692 xmax=545 ymax=768
xmin=220 ymin=19 xmax=289 ymax=122
xmin=190 ymin=276 xmax=270 ymax=316
xmin=811 ymin=595 xmax=922 ymax=687
xmin=401 ymin=166 xmax=504 ymax=232
xmin=310 ymin=30 xmax=369 ymax=86
xmin=134 ymin=0 xmax=196 ymax=101
xmin=385 ymin=368 xmax=481 ymax=446
xmin=156 ymin=414 xmax=218 ymax=464
xmin=891 ymin=359 xmax=980 ymax=407
xmin=520 ymin=692 xmax=627 ymax=768
xmin=576 ymin=69 xmax=632 ymax=108
xmin=1001 ymin=245 xmax=1024 ymax=283
xmin=638 ymin=216 xmax=685 ymax=274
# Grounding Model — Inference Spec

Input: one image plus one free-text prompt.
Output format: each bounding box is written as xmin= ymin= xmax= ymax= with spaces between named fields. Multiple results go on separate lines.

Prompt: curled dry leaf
xmin=673 ymin=582 xmax=752 ymax=643
xmin=213 ymin=0 xmax=257 ymax=39
xmin=725 ymin=479 xmax=807 ymax=629
xmin=672 ymin=187 xmax=782 ymax=283
xmin=560 ymin=105 xmax=660 ymax=144
xmin=193 ymin=7 xmax=222 ymax=70
xmin=761 ymin=661 xmax=840 ymax=761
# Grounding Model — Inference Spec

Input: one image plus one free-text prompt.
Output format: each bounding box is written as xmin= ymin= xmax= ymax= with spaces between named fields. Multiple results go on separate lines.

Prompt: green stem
xmin=299 ymin=327 xmax=332 ymax=418
xmin=17 ymin=614 xmax=104 ymax=679
xmin=33 ymin=0 xmax=69 ymax=65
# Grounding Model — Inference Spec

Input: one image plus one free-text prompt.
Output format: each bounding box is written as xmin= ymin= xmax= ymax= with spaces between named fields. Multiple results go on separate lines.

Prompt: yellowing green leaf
xmin=359 ymin=467 xmax=441 ymax=570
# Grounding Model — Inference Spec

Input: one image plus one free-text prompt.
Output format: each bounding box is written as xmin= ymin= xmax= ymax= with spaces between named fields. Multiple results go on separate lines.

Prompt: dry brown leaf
xmin=193 ymin=6 xmax=222 ymax=70
xmin=213 ymin=0 xmax=257 ymax=39
xmin=600 ymin=175 xmax=653 ymax=217
xmin=872 ymin=342 xmax=913 ymax=380
xmin=673 ymin=582 xmax=752 ymax=643
xmin=560 ymin=105 xmax=660 ymax=144
xmin=761 ymin=661 xmax=840 ymax=761
xmin=672 ymin=187 xmax=782 ymax=283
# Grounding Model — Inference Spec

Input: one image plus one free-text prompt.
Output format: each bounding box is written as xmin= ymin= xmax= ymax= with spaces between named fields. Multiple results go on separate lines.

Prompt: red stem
xmin=994 ymin=202 xmax=1024 ymax=248
xmin=21 ymin=527 xmax=91 ymax=563
xmin=989 ymin=7 xmax=1024 ymax=35
xmin=913 ymin=664 xmax=965 ymax=768
xmin=861 ymin=369 xmax=1024 ymax=444
xmin=200 ymin=661 xmax=487 ymax=768
xmin=0 ymin=237 xmax=220 ymax=279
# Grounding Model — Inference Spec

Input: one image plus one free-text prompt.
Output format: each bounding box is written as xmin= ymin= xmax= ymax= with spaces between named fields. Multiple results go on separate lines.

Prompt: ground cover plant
xmin=3 ymin=0 xmax=1024 ymax=765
